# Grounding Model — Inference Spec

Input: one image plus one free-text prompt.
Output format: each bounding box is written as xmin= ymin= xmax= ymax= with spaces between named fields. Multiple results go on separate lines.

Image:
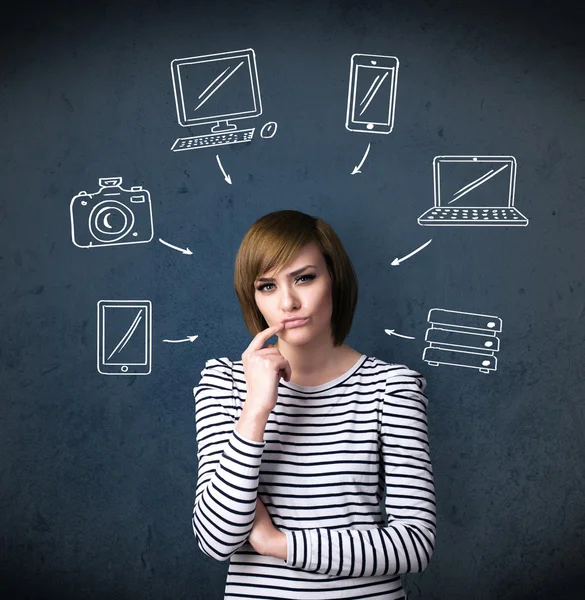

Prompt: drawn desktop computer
xmin=170 ymin=48 xmax=263 ymax=151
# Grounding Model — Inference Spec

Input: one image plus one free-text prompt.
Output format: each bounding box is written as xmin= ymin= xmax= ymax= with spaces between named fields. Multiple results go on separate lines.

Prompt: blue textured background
xmin=1 ymin=0 xmax=584 ymax=598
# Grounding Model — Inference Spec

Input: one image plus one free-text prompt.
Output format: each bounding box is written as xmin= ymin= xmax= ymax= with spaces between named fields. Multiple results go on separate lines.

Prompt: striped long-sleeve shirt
xmin=192 ymin=354 xmax=436 ymax=600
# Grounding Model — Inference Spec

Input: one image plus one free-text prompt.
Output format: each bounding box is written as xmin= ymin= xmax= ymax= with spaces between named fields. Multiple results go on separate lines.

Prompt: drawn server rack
xmin=422 ymin=308 xmax=503 ymax=373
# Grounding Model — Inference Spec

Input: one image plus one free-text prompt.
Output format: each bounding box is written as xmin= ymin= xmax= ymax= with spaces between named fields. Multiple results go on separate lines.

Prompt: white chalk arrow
xmin=159 ymin=238 xmax=193 ymax=255
xmin=162 ymin=335 xmax=199 ymax=343
xmin=384 ymin=329 xmax=416 ymax=340
xmin=391 ymin=238 xmax=432 ymax=266
xmin=351 ymin=143 xmax=371 ymax=175
xmin=216 ymin=154 xmax=232 ymax=184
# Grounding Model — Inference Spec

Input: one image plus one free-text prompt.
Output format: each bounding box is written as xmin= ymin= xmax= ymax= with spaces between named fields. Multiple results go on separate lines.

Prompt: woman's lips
xmin=282 ymin=318 xmax=309 ymax=329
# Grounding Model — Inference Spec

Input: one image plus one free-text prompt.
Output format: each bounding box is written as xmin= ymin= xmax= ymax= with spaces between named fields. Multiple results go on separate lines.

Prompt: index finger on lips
xmin=248 ymin=323 xmax=284 ymax=352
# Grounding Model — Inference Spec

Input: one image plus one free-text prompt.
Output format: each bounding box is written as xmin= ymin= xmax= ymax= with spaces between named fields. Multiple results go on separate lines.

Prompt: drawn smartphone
xmin=345 ymin=53 xmax=399 ymax=134
xmin=97 ymin=300 xmax=152 ymax=375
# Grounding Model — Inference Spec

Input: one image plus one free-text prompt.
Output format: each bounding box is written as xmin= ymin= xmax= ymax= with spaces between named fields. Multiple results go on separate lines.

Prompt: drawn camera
xmin=70 ymin=177 xmax=154 ymax=248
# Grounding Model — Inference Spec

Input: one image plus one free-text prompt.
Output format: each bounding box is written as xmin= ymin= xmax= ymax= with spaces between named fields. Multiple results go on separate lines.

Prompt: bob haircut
xmin=234 ymin=210 xmax=358 ymax=347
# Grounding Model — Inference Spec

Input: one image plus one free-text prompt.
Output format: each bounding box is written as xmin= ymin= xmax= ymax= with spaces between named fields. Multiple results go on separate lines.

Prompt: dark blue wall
xmin=1 ymin=1 xmax=584 ymax=598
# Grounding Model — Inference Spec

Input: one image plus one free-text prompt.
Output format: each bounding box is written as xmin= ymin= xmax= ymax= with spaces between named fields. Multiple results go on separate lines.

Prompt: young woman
xmin=192 ymin=210 xmax=436 ymax=599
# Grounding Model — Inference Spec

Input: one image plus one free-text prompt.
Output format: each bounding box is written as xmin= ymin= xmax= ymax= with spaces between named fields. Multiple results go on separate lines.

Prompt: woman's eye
xmin=256 ymin=274 xmax=315 ymax=292
xmin=298 ymin=274 xmax=316 ymax=283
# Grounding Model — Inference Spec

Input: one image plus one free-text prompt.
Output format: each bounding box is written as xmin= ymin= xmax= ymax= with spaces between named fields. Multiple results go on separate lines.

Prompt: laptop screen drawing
xmin=436 ymin=158 xmax=515 ymax=208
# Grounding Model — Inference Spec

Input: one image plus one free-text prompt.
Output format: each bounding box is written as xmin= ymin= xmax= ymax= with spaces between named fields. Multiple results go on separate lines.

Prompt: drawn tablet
xmin=345 ymin=54 xmax=399 ymax=134
xmin=97 ymin=300 xmax=152 ymax=375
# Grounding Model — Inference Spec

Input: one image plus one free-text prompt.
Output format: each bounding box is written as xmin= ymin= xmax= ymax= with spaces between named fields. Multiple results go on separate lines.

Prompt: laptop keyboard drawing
xmin=418 ymin=156 xmax=529 ymax=226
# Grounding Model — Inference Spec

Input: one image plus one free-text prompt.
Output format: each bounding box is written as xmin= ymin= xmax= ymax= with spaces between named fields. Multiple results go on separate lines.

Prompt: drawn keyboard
xmin=419 ymin=207 xmax=528 ymax=225
xmin=171 ymin=128 xmax=255 ymax=151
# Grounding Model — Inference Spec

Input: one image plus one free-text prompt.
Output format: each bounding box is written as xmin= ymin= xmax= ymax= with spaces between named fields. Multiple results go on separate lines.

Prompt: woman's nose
xmin=280 ymin=288 xmax=300 ymax=309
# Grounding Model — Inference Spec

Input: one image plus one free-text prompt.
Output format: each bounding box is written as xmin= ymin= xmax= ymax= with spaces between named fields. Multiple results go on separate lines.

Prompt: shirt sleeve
xmin=192 ymin=357 xmax=265 ymax=561
xmin=284 ymin=365 xmax=437 ymax=577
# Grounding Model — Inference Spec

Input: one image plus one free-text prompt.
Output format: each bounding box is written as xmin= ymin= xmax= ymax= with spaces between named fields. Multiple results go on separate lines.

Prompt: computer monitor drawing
xmin=170 ymin=48 xmax=263 ymax=151
xmin=418 ymin=155 xmax=529 ymax=226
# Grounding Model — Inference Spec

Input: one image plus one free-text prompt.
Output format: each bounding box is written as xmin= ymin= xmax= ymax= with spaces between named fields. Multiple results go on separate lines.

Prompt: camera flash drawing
xmin=97 ymin=300 xmax=152 ymax=375
xmin=418 ymin=156 xmax=529 ymax=226
xmin=346 ymin=54 xmax=399 ymax=134
xmin=422 ymin=308 xmax=502 ymax=373
xmin=70 ymin=178 xmax=154 ymax=248
xmin=171 ymin=49 xmax=273 ymax=151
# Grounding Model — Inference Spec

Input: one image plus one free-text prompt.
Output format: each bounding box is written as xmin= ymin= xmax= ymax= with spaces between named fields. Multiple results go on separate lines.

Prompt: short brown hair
xmin=234 ymin=210 xmax=358 ymax=346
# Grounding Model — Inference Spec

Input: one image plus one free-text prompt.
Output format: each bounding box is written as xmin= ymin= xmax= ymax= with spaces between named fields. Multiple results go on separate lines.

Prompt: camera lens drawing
xmin=70 ymin=177 xmax=154 ymax=248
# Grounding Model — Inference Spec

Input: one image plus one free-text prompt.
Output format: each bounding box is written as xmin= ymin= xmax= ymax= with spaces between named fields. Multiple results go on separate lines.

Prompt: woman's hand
xmin=241 ymin=323 xmax=292 ymax=416
xmin=236 ymin=323 xmax=292 ymax=442
xmin=248 ymin=498 xmax=287 ymax=560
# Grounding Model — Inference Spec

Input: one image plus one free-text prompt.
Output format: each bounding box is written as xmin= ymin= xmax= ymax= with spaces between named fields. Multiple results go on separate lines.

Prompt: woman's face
xmin=253 ymin=242 xmax=334 ymax=346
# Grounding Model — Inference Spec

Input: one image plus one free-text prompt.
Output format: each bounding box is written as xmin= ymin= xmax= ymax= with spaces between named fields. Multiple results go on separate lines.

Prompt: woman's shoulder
xmin=202 ymin=356 xmax=234 ymax=370
xmin=366 ymin=356 xmax=427 ymax=390
xmin=199 ymin=356 xmax=246 ymax=378
xmin=365 ymin=354 xmax=422 ymax=373
xmin=195 ymin=357 xmax=235 ymax=385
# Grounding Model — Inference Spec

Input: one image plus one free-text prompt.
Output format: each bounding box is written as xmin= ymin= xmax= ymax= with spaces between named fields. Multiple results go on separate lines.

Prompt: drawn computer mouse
xmin=260 ymin=121 xmax=278 ymax=139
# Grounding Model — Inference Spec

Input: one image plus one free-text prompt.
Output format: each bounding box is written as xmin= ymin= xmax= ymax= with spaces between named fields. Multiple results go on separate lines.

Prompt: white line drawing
xmin=422 ymin=308 xmax=502 ymax=373
xmin=162 ymin=335 xmax=199 ymax=343
xmin=70 ymin=178 xmax=154 ymax=248
xmin=384 ymin=328 xmax=416 ymax=340
xmin=346 ymin=54 xmax=399 ymax=134
xmin=351 ymin=143 xmax=371 ymax=175
xmin=97 ymin=300 xmax=152 ymax=375
xmin=170 ymin=49 xmax=274 ymax=151
xmin=216 ymin=154 xmax=232 ymax=184
xmin=391 ymin=238 xmax=432 ymax=266
xmin=260 ymin=121 xmax=278 ymax=139
xmin=418 ymin=156 xmax=529 ymax=226
xmin=158 ymin=238 xmax=193 ymax=255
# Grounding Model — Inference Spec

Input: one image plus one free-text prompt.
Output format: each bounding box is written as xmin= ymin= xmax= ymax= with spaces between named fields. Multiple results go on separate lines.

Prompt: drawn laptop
xmin=418 ymin=156 xmax=529 ymax=226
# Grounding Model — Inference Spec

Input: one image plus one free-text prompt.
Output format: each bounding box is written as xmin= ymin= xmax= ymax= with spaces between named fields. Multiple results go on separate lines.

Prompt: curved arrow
xmin=391 ymin=239 xmax=432 ymax=266
xmin=384 ymin=329 xmax=416 ymax=340
xmin=351 ymin=143 xmax=371 ymax=175
xmin=159 ymin=238 xmax=193 ymax=255
xmin=216 ymin=154 xmax=232 ymax=184
xmin=162 ymin=335 xmax=199 ymax=343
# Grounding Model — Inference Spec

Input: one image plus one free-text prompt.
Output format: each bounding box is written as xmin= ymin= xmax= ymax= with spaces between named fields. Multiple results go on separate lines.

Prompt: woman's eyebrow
xmin=256 ymin=264 xmax=317 ymax=283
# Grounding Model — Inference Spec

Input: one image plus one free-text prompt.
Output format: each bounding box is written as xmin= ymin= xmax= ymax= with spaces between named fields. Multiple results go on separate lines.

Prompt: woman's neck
xmin=274 ymin=340 xmax=359 ymax=386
